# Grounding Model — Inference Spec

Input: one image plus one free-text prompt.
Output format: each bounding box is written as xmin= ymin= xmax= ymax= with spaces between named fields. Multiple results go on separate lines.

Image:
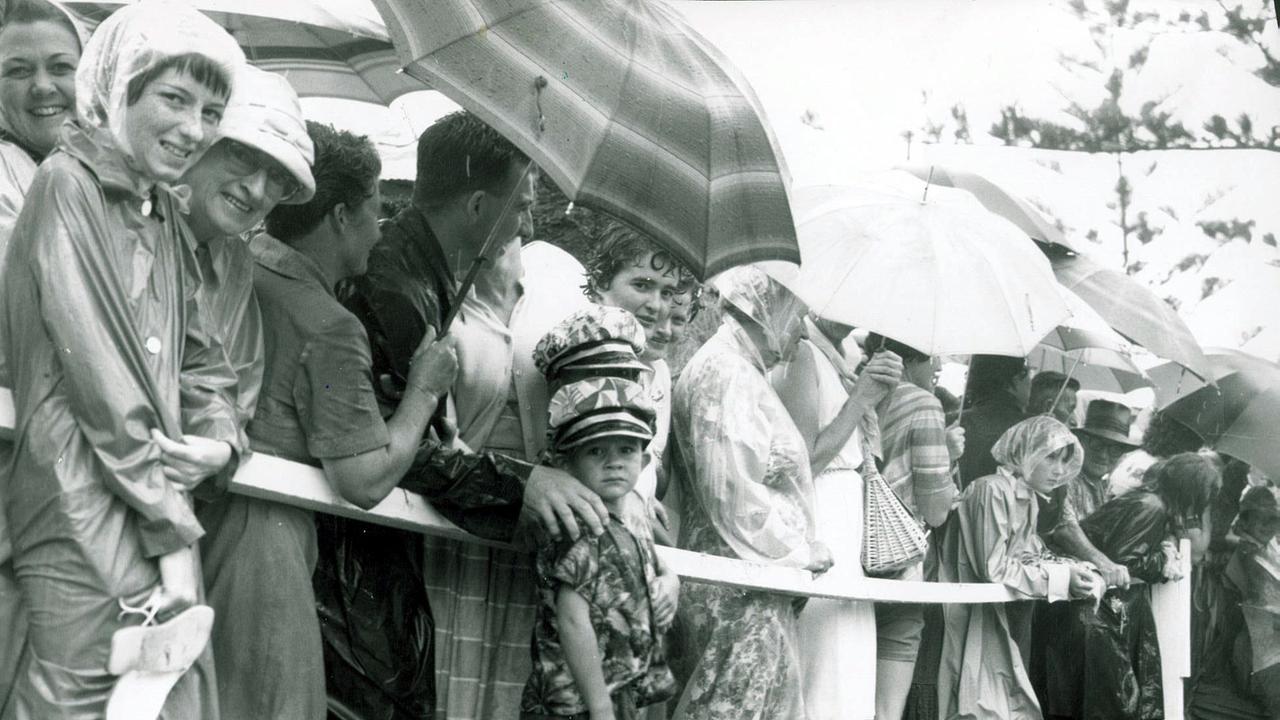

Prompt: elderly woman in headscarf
xmin=937 ymin=415 xmax=1100 ymax=720
xmin=0 ymin=1 xmax=244 ymax=716
xmin=667 ymin=264 xmax=833 ymax=720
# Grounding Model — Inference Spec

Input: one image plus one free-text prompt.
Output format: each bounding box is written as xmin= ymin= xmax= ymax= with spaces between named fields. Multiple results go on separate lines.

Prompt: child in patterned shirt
xmin=520 ymin=376 xmax=676 ymax=720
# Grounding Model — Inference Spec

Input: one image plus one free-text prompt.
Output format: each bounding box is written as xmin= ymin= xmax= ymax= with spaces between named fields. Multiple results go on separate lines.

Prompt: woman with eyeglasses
xmin=177 ymin=65 xmax=315 ymax=461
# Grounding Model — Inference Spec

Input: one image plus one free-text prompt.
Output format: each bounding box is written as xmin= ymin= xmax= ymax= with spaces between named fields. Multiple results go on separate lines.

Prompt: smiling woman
xmin=0 ymin=2 xmax=84 ymax=711
xmin=0 ymin=1 xmax=248 ymax=716
xmin=0 ymin=0 xmax=85 ymax=246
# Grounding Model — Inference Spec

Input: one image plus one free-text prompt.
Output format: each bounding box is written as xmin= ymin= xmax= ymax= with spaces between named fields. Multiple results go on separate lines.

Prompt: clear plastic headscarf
xmin=0 ymin=0 xmax=89 ymax=140
xmin=714 ymin=263 xmax=809 ymax=366
xmin=992 ymin=414 xmax=1084 ymax=488
xmin=74 ymin=0 xmax=243 ymax=155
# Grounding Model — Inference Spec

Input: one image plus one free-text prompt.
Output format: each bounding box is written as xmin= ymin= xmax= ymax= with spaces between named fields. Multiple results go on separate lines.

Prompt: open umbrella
xmin=791 ymin=184 xmax=1069 ymax=357
xmin=898 ymin=164 xmax=1086 ymax=254
xmin=1150 ymin=349 xmax=1280 ymax=480
xmin=1054 ymin=252 xmax=1213 ymax=382
xmin=1030 ymin=289 xmax=1150 ymax=393
xmin=67 ymin=0 xmax=421 ymax=104
xmin=369 ymin=0 xmax=797 ymax=279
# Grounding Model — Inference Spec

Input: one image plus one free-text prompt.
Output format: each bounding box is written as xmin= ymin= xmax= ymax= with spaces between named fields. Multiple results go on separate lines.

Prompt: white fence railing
xmin=0 ymin=388 xmax=1190 ymax=717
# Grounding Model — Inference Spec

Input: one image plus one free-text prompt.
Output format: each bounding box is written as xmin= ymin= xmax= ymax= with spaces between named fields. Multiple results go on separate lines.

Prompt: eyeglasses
xmin=222 ymin=139 xmax=300 ymax=200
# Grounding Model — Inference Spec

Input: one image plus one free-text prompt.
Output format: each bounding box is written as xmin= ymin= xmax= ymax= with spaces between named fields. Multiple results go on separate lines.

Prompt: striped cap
xmin=547 ymin=377 xmax=655 ymax=451
xmin=533 ymin=305 xmax=648 ymax=382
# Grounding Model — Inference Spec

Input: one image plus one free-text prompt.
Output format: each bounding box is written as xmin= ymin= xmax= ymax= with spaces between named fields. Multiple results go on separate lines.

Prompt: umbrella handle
xmin=438 ymin=158 xmax=536 ymax=335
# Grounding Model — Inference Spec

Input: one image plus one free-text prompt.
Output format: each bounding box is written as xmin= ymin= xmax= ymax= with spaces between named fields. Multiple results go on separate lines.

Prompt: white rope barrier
xmin=0 ymin=388 xmax=1191 ymax=716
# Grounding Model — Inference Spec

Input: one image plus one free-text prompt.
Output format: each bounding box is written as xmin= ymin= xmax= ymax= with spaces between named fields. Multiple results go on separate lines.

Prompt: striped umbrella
xmin=898 ymin=164 xmax=1085 ymax=254
xmin=370 ymin=0 xmax=798 ymax=279
xmin=66 ymin=0 xmax=422 ymax=105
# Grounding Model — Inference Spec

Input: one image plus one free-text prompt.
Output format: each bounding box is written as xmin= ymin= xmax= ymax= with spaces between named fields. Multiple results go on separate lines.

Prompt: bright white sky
xmin=302 ymin=0 xmax=1249 ymax=182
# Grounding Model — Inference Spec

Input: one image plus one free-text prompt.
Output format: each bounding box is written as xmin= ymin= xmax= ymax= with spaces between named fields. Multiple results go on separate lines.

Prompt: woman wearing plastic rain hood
xmin=936 ymin=415 xmax=1101 ymax=720
xmin=0 ymin=1 xmax=244 ymax=716
xmin=666 ymin=264 xmax=833 ymax=720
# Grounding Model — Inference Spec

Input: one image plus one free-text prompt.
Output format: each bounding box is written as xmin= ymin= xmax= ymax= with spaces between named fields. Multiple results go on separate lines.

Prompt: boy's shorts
xmin=521 ymin=685 xmax=638 ymax=720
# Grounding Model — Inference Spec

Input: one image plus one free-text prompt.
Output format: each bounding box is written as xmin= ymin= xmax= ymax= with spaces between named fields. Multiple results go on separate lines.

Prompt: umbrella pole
xmin=1049 ymin=354 xmax=1083 ymax=418
xmin=438 ymin=159 xmax=536 ymax=334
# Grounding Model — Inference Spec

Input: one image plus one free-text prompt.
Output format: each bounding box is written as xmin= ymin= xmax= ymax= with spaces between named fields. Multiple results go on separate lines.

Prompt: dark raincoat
xmin=0 ymin=122 xmax=239 ymax=719
xmin=326 ymin=205 xmax=536 ymax=718
xmin=1040 ymin=490 xmax=1173 ymax=720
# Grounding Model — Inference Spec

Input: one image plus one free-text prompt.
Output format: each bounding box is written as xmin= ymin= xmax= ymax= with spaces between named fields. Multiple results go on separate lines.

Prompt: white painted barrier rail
xmin=0 ymin=387 xmax=1191 ymax=716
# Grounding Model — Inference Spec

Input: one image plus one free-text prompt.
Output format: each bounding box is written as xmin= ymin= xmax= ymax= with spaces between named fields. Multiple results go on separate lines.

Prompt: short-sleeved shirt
xmin=522 ymin=515 xmax=674 ymax=716
xmin=246 ymin=233 xmax=389 ymax=465
xmin=878 ymin=382 xmax=954 ymax=520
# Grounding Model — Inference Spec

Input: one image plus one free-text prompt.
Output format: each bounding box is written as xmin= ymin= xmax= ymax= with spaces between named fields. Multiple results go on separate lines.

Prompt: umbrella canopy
xmin=370 ymin=0 xmax=797 ymax=278
xmin=792 ymin=184 xmax=1069 ymax=357
xmin=67 ymin=0 xmax=421 ymax=104
xmin=1031 ymin=289 xmax=1150 ymax=392
xmin=1150 ymin=349 xmax=1280 ymax=480
xmin=1054 ymin=252 xmax=1213 ymax=382
xmin=898 ymin=164 xmax=1086 ymax=254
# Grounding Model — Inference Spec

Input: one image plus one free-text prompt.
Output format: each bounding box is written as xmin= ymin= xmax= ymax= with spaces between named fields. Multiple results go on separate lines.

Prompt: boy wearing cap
xmin=521 ymin=375 xmax=676 ymax=720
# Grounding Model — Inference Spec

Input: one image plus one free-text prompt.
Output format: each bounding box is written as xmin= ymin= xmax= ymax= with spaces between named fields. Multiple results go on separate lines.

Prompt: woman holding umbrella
xmin=667 ymin=264 xmax=833 ymax=720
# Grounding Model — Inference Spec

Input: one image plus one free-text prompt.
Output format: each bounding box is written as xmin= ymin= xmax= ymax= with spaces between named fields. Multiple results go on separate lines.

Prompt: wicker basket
xmin=861 ymin=449 xmax=929 ymax=577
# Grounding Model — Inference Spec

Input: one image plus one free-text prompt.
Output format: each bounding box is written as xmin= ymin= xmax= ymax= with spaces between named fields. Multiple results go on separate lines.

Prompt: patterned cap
xmin=532 ymin=305 xmax=649 ymax=381
xmin=547 ymin=377 xmax=656 ymax=451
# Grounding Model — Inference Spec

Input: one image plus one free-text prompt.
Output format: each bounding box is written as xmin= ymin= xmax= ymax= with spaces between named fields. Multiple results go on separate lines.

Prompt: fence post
xmin=1150 ymin=538 xmax=1192 ymax=720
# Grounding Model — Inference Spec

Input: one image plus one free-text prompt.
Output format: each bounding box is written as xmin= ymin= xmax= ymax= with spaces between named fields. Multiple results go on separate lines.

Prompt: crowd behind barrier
xmin=5 ymin=387 xmax=1192 ymax=718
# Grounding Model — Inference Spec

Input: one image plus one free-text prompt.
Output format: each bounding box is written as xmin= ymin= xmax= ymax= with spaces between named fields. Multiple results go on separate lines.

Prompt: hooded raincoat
xmin=937 ymin=416 xmax=1082 ymax=720
xmin=667 ymin=265 xmax=816 ymax=720
xmin=0 ymin=3 xmax=243 ymax=717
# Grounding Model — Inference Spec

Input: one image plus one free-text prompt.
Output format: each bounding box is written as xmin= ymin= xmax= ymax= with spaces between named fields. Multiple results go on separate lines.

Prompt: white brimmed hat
xmin=217 ymin=66 xmax=315 ymax=204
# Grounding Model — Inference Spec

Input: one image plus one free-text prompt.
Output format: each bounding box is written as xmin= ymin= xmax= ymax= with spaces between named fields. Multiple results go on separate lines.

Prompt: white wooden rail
xmin=0 ymin=388 xmax=1190 ymax=716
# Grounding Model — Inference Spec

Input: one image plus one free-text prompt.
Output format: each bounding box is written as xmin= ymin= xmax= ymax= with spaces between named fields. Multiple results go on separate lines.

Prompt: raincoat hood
xmin=74 ymin=0 xmax=243 ymax=156
xmin=714 ymin=263 xmax=808 ymax=367
xmin=0 ymin=0 xmax=89 ymax=153
xmin=992 ymin=414 xmax=1083 ymax=488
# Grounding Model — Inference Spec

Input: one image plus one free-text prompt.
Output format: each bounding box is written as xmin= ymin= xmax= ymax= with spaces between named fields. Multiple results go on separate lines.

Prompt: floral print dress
xmin=667 ymin=319 xmax=817 ymax=720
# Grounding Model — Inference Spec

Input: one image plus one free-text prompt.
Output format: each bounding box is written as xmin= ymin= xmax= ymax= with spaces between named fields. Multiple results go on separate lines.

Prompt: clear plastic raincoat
xmin=667 ymin=265 xmax=816 ymax=720
xmin=937 ymin=416 xmax=1083 ymax=720
xmin=0 ymin=3 xmax=243 ymax=717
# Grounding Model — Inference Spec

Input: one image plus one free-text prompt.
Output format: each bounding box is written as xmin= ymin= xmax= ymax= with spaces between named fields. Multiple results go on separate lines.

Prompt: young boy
xmin=520 ymin=375 xmax=676 ymax=720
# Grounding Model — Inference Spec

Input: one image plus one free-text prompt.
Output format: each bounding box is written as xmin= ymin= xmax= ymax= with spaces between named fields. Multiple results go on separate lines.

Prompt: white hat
xmin=216 ymin=66 xmax=315 ymax=204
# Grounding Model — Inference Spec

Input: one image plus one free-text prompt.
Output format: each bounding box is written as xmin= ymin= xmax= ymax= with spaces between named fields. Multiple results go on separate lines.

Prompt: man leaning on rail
xmin=326 ymin=110 xmax=612 ymax=718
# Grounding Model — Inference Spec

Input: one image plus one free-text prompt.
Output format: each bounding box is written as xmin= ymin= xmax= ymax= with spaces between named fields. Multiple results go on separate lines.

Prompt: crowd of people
xmin=0 ymin=1 xmax=1277 ymax=720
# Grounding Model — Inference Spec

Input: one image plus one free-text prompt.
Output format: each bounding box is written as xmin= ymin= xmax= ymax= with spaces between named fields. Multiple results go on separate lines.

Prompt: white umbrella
xmin=792 ymin=184 xmax=1070 ymax=357
xmin=1031 ymin=288 xmax=1151 ymax=392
